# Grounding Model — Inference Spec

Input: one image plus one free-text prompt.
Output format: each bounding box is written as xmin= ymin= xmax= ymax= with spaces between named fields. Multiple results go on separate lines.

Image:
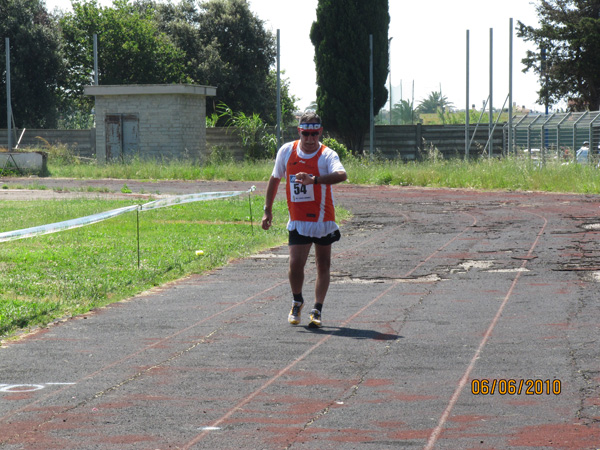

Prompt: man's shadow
xmin=300 ymin=326 xmax=402 ymax=341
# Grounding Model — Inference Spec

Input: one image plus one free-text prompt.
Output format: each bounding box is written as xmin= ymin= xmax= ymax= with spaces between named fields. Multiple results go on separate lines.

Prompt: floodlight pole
xmin=388 ymin=37 xmax=393 ymax=125
xmin=5 ymin=38 xmax=12 ymax=151
xmin=489 ymin=28 xmax=493 ymax=159
xmin=369 ymin=34 xmax=374 ymax=159
xmin=508 ymin=18 xmax=514 ymax=155
xmin=276 ymin=29 xmax=281 ymax=148
xmin=93 ymin=34 xmax=98 ymax=85
xmin=465 ymin=30 xmax=470 ymax=160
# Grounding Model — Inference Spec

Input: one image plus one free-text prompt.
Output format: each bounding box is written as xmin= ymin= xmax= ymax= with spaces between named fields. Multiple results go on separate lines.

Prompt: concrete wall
xmin=362 ymin=124 xmax=505 ymax=160
xmin=1 ymin=124 xmax=505 ymax=162
xmin=0 ymin=129 xmax=95 ymax=158
xmin=0 ymin=152 xmax=47 ymax=175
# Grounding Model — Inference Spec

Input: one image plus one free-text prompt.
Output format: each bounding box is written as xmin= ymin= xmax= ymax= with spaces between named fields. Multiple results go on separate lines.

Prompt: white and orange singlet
xmin=272 ymin=140 xmax=345 ymax=238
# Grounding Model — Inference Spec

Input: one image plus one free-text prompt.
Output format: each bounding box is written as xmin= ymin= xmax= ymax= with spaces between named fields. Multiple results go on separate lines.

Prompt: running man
xmin=261 ymin=112 xmax=347 ymax=327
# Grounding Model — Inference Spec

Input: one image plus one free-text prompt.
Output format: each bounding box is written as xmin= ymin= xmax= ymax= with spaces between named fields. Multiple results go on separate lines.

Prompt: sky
xmin=44 ymin=0 xmax=551 ymax=113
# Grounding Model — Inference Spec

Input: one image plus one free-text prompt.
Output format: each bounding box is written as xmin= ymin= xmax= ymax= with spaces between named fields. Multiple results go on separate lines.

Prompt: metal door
xmin=122 ymin=114 xmax=139 ymax=159
xmin=105 ymin=115 xmax=121 ymax=161
xmin=105 ymin=114 xmax=139 ymax=161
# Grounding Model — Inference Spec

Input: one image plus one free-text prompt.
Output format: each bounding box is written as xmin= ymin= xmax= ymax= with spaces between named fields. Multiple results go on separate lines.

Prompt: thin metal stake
xmin=6 ymin=37 xmax=12 ymax=152
xmin=136 ymin=207 xmax=141 ymax=268
xmin=248 ymin=193 xmax=254 ymax=235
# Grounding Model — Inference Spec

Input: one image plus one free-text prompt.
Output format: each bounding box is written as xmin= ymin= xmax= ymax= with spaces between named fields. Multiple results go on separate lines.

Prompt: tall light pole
xmin=388 ymin=37 xmax=393 ymax=125
xmin=489 ymin=28 xmax=493 ymax=158
xmin=466 ymin=30 xmax=470 ymax=159
xmin=5 ymin=38 xmax=12 ymax=151
xmin=93 ymin=34 xmax=98 ymax=85
xmin=369 ymin=34 xmax=374 ymax=159
xmin=276 ymin=29 xmax=281 ymax=148
xmin=508 ymin=18 xmax=513 ymax=155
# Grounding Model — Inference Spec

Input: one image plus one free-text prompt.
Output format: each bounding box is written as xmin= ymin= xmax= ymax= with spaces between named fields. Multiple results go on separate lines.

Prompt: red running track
xmin=0 ymin=183 xmax=599 ymax=449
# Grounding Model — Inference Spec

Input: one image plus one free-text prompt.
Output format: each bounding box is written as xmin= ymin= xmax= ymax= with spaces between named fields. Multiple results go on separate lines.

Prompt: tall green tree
xmin=59 ymin=0 xmax=188 ymax=116
xmin=310 ymin=0 xmax=389 ymax=153
xmin=518 ymin=0 xmax=600 ymax=110
xmin=154 ymin=0 xmax=295 ymax=125
xmin=0 ymin=0 xmax=65 ymax=128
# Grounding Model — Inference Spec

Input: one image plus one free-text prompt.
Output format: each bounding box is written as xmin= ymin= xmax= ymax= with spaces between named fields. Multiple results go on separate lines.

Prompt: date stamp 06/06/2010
xmin=471 ymin=379 xmax=562 ymax=396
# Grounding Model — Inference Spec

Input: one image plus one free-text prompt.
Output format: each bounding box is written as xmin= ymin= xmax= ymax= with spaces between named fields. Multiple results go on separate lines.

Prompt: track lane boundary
xmin=424 ymin=209 xmax=548 ymax=450
xmin=181 ymin=212 xmax=478 ymax=448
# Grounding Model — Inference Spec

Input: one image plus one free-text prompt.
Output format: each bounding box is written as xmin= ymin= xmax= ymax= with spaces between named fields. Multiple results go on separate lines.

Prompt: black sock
xmin=293 ymin=293 xmax=304 ymax=304
xmin=313 ymin=302 xmax=323 ymax=312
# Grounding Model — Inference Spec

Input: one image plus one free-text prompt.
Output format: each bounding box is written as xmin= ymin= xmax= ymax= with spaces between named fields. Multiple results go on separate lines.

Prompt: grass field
xmin=344 ymin=156 xmax=600 ymax=193
xmin=0 ymin=195 xmax=300 ymax=341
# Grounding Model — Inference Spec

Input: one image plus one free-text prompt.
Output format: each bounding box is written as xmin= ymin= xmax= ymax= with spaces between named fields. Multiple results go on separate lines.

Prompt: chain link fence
xmin=505 ymin=111 xmax=600 ymax=164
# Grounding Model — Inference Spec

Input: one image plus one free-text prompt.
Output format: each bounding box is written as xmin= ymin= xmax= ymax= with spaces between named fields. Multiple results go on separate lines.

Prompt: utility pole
xmin=388 ymin=37 xmax=393 ymax=125
xmin=489 ymin=28 xmax=493 ymax=158
xmin=466 ymin=30 xmax=470 ymax=159
xmin=5 ymin=38 xmax=12 ymax=151
xmin=276 ymin=29 xmax=281 ymax=148
xmin=369 ymin=34 xmax=374 ymax=159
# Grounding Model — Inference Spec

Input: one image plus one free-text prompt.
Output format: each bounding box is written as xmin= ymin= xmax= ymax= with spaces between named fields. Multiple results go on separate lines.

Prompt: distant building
xmin=85 ymin=84 xmax=216 ymax=163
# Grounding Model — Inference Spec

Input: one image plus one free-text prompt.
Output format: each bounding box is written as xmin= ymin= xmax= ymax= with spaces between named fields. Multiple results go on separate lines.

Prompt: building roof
xmin=84 ymin=84 xmax=217 ymax=97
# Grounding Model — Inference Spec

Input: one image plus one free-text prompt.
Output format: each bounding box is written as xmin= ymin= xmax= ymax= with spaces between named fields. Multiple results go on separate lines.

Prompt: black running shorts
xmin=288 ymin=229 xmax=341 ymax=246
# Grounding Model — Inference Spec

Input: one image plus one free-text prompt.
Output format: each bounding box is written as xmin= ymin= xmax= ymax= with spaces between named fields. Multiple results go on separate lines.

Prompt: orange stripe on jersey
xmin=286 ymin=141 xmax=336 ymax=223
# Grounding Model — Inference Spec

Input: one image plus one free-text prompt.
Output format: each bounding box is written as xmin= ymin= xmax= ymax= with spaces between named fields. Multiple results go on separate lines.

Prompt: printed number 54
xmin=294 ymin=184 xmax=307 ymax=195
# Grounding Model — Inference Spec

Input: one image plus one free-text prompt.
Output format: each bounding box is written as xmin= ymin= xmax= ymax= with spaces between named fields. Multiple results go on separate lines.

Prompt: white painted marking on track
xmin=0 ymin=384 xmax=45 ymax=392
xmin=0 ymin=383 xmax=75 ymax=393
xmin=455 ymin=260 xmax=494 ymax=272
xmin=486 ymin=267 xmax=530 ymax=273
xmin=250 ymin=253 xmax=288 ymax=259
xmin=582 ymin=223 xmax=600 ymax=230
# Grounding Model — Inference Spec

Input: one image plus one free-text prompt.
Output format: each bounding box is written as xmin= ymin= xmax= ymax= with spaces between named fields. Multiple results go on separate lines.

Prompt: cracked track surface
xmin=0 ymin=180 xmax=599 ymax=449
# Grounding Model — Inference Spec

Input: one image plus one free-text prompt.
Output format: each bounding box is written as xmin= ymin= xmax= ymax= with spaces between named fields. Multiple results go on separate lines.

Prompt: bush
xmin=216 ymin=103 xmax=277 ymax=160
xmin=323 ymin=137 xmax=351 ymax=161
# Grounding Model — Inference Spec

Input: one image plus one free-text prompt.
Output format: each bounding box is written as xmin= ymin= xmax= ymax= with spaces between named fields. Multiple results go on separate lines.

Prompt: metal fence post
xmin=556 ymin=113 xmax=570 ymax=159
xmin=369 ymin=34 xmax=374 ymax=160
xmin=573 ymin=111 xmax=589 ymax=162
xmin=589 ymin=112 xmax=600 ymax=164
xmin=5 ymin=37 xmax=12 ymax=151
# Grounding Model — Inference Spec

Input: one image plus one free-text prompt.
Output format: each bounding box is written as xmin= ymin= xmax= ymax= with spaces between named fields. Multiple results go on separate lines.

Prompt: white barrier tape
xmin=0 ymin=205 xmax=139 ymax=243
xmin=0 ymin=186 xmax=257 ymax=243
xmin=140 ymin=186 xmax=256 ymax=211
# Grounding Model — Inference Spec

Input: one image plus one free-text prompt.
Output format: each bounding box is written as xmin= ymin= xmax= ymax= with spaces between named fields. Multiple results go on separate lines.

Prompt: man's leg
xmin=314 ymin=243 xmax=332 ymax=304
xmin=288 ymin=243 xmax=312 ymax=295
xmin=287 ymin=243 xmax=311 ymax=325
xmin=307 ymin=244 xmax=332 ymax=327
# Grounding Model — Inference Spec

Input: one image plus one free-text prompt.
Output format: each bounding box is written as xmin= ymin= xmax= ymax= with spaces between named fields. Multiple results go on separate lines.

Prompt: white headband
xmin=298 ymin=123 xmax=322 ymax=130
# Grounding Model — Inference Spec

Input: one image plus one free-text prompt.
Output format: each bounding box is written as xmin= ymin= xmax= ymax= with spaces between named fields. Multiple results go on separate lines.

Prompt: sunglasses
xmin=301 ymin=131 xmax=320 ymax=137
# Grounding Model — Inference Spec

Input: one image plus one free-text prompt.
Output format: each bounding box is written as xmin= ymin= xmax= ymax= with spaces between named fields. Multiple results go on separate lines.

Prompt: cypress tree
xmin=310 ymin=0 xmax=390 ymax=153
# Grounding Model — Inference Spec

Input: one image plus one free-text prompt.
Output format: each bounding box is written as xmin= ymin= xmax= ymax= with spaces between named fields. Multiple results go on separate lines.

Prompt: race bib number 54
xmin=290 ymin=174 xmax=315 ymax=202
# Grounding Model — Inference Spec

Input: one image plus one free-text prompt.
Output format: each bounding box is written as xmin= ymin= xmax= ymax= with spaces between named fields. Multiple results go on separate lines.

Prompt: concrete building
xmin=84 ymin=84 xmax=217 ymax=162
